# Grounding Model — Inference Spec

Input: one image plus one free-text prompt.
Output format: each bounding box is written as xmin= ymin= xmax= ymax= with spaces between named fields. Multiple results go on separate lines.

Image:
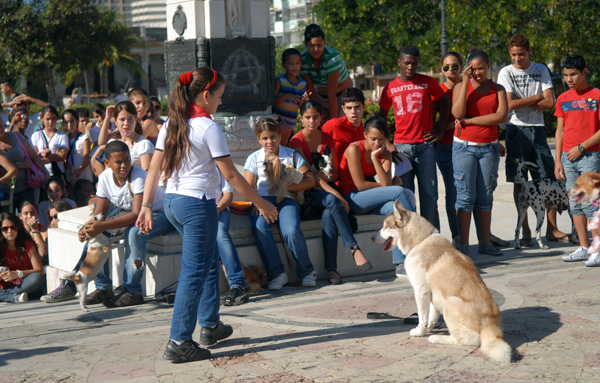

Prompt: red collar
xmin=189 ymin=103 xmax=212 ymax=119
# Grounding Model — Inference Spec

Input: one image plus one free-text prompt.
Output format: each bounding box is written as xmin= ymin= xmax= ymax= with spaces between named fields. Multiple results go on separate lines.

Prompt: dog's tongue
xmin=383 ymin=237 xmax=393 ymax=253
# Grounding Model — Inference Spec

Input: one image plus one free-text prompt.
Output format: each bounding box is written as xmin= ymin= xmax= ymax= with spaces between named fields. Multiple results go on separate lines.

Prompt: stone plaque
xmin=164 ymin=39 xmax=198 ymax=94
xmin=210 ymin=38 xmax=274 ymax=115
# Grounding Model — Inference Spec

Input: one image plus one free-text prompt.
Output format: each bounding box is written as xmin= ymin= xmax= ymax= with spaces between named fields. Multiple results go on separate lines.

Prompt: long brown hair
xmin=0 ymin=212 xmax=34 ymax=264
xmin=163 ymin=67 xmax=225 ymax=181
xmin=254 ymin=118 xmax=283 ymax=188
xmin=114 ymin=101 xmax=143 ymax=138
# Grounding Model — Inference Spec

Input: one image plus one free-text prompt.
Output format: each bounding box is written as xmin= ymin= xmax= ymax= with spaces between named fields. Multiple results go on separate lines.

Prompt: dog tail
xmin=516 ymin=161 xmax=539 ymax=187
xmin=480 ymin=324 xmax=512 ymax=364
xmin=63 ymin=270 xmax=81 ymax=283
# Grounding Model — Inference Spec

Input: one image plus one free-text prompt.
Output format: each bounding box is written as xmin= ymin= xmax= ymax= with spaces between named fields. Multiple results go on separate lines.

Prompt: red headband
xmin=180 ymin=72 xmax=193 ymax=86
xmin=205 ymin=68 xmax=218 ymax=91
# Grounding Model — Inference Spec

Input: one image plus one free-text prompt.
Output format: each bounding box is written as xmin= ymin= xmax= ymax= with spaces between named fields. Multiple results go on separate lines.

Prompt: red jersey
xmin=289 ymin=130 xmax=336 ymax=165
xmin=455 ymin=80 xmax=499 ymax=143
xmin=322 ymin=116 xmax=364 ymax=166
xmin=436 ymin=83 xmax=455 ymax=145
xmin=0 ymin=241 xmax=35 ymax=289
xmin=380 ymin=74 xmax=445 ymax=144
xmin=555 ymin=86 xmax=600 ymax=152
xmin=338 ymin=140 xmax=382 ymax=195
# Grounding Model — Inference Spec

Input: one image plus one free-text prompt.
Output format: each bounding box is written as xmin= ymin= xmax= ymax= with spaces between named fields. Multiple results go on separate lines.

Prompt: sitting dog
xmin=63 ymin=213 xmax=123 ymax=312
xmin=310 ymin=146 xmax=333 ymax=182
xmin=264 ymin=153 xmax=304 ymax=204
xmin=372 ymin=201 xmax=512 ymax=364
xmin=514 ymin=161 xmax=575 ymax=250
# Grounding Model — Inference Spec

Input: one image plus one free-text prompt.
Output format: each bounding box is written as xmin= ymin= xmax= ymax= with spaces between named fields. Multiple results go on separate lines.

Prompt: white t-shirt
xmin=31 ymin=129 xmax=69 ymax=175
xmin=156 ymin=117 xmax=230 ymax=200
xmin=38 ymin=198 xmax=77 ymax=227
xmin=244 ymin=146 xmax=305 ymax=197
xmin=108 ymin=136 xmax=154 ymax=168
xmin=67 ymin=132 xmax=93 ymax=183
xmin=96 ymin=166 xmax=165 ymax=211
xmin=497 ymin=62 xmax=553 ymax=126
xmin=215 ymin=174 xmax=234 ymax=205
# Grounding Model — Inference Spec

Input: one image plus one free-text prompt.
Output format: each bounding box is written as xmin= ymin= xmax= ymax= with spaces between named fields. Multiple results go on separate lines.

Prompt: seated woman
xmin=245 ymin=118 xmax=317 ymax=290
xmin=91 ymin=101 xmax=154 ymax=176
xmin=18 ymin=201 xmax=47 ymax=264
xmin=339 ymin=116 xmax=416 ymax=276
xmin=289 ymin=100 xmax=371 ymax=284
xmin=0 ymin=212 xmax=45 ymax=303
xmin=451 ymin=50 xmax=508 ymax=257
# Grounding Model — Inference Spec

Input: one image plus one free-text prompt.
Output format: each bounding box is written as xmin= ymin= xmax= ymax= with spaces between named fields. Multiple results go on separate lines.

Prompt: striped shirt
xmin=300 ymin=46 xmax=349 ymax=89
xmin=273 ymin=74 xmax=307 ymax=129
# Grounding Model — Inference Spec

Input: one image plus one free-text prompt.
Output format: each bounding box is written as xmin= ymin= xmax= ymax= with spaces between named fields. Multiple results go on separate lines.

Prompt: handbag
xmin=13 ymin=132 xmax=46 ymax=189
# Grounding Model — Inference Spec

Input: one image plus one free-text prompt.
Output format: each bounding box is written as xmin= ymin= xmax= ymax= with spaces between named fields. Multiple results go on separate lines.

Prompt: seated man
xmin=41 ymin=141 xmax=174 ymax=307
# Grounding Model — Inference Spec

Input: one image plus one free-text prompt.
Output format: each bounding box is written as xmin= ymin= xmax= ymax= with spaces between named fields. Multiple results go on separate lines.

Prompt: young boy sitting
xmin=555 ymin=55 xmax=600 ymax=266
xmin=41 ymin=141 xmax=175 ymax=306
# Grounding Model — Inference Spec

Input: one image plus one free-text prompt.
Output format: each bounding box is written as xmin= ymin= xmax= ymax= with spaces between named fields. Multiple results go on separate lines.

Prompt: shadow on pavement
xmin=0 ymin=346 xmax=68 ymax=367
xmin=501 ymin=305 xmax=561 ymax=349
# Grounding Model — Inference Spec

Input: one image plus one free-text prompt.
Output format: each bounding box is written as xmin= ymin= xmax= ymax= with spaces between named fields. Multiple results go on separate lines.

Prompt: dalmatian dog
xmin=514 ymin=162 xmax=576 ymax=250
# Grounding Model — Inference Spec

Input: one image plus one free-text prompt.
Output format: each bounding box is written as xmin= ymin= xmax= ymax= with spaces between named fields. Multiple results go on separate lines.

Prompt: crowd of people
xmin=1 ymin=23 xmax=599 ymax=363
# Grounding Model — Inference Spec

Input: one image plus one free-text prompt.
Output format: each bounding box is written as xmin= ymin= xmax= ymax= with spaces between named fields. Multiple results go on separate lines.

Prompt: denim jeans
xmin=436 ymin=142 xmax=459 ymax=238
xmin=344 ymin=186 xmax=416 ymax=264
xmin=164 ymin=194 xmax=220 ymax=340
xmin=0 ymin=272 xmax=45 ymax=302
xmin=314 ymin=189 xmax=358 ymax=271
xmin=452 ymin=141 xmax=500 ymax=212
xmin=217 ymin=208 xmax=246 ymax=288
xmin=562 ymin=151 xmax=600 ymax=217
xmin=251 ymin=196 xmax=314 ymax=279
xmin=395 ymin=142 xmax=440 ymax=230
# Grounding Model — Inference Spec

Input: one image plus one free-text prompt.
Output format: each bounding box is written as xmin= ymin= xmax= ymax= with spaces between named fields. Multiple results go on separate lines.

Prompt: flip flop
xmin=547 ymin=234 xmax=571 ymax=243
xmin=519 ymin=237 xmax=533 ymax=247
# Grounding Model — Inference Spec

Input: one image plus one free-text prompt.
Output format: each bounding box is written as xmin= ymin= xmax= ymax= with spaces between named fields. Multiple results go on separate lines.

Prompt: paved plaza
xmin=2 ymin=149 xmax=600 ymax=382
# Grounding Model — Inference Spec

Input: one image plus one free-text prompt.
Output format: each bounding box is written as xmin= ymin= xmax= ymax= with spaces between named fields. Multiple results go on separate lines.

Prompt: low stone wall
xmin=47 ymin=206 xmax=395 ymax=296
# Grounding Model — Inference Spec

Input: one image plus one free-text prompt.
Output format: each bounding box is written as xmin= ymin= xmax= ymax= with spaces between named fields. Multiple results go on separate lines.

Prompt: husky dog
xmin=372 ymin=201 xmax=512 ymax=364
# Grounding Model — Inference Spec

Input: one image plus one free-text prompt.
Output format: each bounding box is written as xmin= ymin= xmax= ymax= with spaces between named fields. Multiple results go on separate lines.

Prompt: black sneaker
xmin=84 ymin=289 xmax=114 ymax=305
xmin=163 ymin=340 xmax=211 ymax=363
xmin=199 ymin=321 xmax=233 ymax=346
xmin=223 ymin=286 xmax=249 ymax=306
xmin=103 ymin=289 xmax=144 ymax=308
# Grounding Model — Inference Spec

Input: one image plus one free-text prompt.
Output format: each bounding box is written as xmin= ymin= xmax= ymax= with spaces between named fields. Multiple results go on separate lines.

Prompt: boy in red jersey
xmin=555 ymin=55 xmax=600 ymax=266
xmin=379 ymin=45 xmax=450 ymax=230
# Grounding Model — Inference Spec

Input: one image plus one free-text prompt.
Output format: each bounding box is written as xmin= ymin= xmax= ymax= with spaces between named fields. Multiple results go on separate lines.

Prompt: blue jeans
xmin=314 ymin=189 xmax=358 ymax=271
xmin=0 ymin=272 xmax=45 ymax=302
xmin=252 ymin=196 xmax=314 ymax=279
xmin=562 ymin=151 xmax=600 ymax=217
xmin=344 ymin=186 xmax=416 ymax=264
xmin=217 ymin=209 xmax=246 ymax=288
xmin=452 ymin=141 xmax=500 ymax=212
xmin=436 ymin=142 xmax=459 ymax=238
xmin=395 ymin=142 xmax=440 ymax=230
xmin=164 ymin=194 xmax=220 ymax=340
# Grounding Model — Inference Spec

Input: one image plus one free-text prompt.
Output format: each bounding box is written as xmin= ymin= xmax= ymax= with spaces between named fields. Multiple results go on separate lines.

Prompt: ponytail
xmin=163 ymin=67 xmax=225 ymax=181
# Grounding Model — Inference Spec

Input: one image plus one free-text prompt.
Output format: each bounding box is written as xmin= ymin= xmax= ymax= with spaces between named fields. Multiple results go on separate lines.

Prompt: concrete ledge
xmin=48 ymin=206 xmax=394 ymax=296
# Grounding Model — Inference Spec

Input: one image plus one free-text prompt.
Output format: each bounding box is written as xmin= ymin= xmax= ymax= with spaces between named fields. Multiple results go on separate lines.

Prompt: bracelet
xmin=30 ymin=231 xmax=39 ymax=234
xmin=141 ymin=203 xmax=153 ymax=208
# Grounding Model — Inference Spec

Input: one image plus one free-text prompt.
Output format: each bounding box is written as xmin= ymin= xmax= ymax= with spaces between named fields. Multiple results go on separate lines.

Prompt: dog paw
xmin=410 ymin=327 xmax=427 ymax=337
xmin=429 ymin=335 xmax=441 ymax=344
xmin=542 ymin=245 xmax=550 ymax=250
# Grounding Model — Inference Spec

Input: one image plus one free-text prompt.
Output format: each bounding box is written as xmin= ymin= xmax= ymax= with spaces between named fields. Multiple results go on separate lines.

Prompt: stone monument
xmin=164 ymin=0 xmax=276 ymax=165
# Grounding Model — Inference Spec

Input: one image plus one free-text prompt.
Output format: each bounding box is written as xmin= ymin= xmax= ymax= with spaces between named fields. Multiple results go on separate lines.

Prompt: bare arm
xmin=326 ymin=71 xmax=341 ymax=118
xmin=287 ymin=164 xmax=316 ymax=191
xmin=531 ymin=88 xmax=555 ymax=110
xmin=506 ymin=91 xmax=543 ymax=111
xmin=554 ymin=118 xmax=565 ymax=180
xmin=346 ymin=144 xmax=382 ymax=191
xmin=452 ymin=81 xmax=468 ymax=120
xmin=0 ymin=153 xmax=18 ymax=184
xmin=98 ymin=106 xmax=115 ymax=146
xmin=142 ymin=119 xmax=159 ymax=139
xmin=217 ymin=192 xmax=233 ymax=214
xmin=138 ymin=153 xmax=152 ymax=171
xmin=302 ymin=75 xmax=319 ymax=103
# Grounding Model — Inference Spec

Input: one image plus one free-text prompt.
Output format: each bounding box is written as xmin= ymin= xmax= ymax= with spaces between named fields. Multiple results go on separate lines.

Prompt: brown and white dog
xmin=569 ymin=172 xmax=600 ymax=204
xmin=264 ymin=153 xmax=304 ymax=204
xmin=63 ymin=214 xmax=123 ymax=312
xmin=221 ymin=263 xmax=268 ymax=292
xmin=372 ymin=201 xmax=512 ymax=364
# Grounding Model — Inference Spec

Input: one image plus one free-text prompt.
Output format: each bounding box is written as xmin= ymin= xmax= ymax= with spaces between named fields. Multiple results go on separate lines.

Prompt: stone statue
xmin=225 ymin=0 xmax=247 ymax=37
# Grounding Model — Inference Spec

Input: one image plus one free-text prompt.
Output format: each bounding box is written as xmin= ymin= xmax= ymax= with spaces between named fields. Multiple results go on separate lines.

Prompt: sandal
xmin=547 ymin=234 xmax=571 ymax=243
xmin=519 ymin=237 xmax=533 ymax=247
xmin=327 ymin=270 xmax=342 ymax=285
xmin=351 ymin=245 xmax=372 ymax=272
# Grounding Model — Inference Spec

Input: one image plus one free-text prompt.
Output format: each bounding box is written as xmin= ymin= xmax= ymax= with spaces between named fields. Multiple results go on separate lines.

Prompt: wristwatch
xmin=578 ymin=144 xmax=585 ymax=153
xmin=17 ymin=270 xmax=23 ymax=279
xmin=141 ymin=203 xmax=153 ymax=208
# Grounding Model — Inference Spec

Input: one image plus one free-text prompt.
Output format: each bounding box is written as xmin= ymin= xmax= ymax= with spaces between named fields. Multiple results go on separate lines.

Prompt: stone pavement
xmin=3 ymin=149 xmax=600 ymax=382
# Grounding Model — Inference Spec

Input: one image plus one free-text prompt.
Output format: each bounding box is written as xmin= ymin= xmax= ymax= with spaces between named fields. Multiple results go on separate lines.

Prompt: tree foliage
xmin=0 ymin=0 xmax=141 ymax=104
xmin=314 ymin=0 xmax=600 ymax=84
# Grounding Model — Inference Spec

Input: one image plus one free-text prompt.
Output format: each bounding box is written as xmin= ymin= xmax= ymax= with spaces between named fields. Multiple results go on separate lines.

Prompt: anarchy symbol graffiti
xmin=221 ymin=47 xmax=264 ymax=96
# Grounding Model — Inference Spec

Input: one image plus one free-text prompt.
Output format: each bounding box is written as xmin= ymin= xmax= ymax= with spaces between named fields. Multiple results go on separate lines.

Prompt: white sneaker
xmin=268 ymin=273 xmax=288 ymax=291
xmin=562 ymin=246 xmax=589 ymax=262
xmin=13 ymin=292 xmax=28 ymax=303
xmin=585 ymin=252 xmax=600 ymax=267
xmin=301 ymin=271 xmax=317 ymax=287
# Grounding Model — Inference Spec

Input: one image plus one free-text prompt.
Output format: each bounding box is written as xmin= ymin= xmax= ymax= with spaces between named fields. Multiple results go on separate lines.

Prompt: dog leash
xmin=275 ymin=223 xmax=293 ymax=276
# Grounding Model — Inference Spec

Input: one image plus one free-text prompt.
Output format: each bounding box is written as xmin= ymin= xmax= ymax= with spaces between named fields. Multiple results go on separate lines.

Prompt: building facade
xmin=270 ymin=0 xmax=315 ymax=46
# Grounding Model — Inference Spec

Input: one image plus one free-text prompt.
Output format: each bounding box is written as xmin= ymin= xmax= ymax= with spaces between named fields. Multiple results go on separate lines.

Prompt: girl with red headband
xmin=136 ymin=68 xmax=278 ymax=363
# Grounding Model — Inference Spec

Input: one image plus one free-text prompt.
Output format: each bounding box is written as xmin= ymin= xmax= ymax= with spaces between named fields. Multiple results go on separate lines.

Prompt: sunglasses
xmin=442 ymin=64 xmax=460 ymax=71
xmin=1 ymin=225 xmax=15 ymax=233
xmin=18 ymin=114 xmax=28 ymax=120
xmin=49 ymin=214 xmax=59 ymax=220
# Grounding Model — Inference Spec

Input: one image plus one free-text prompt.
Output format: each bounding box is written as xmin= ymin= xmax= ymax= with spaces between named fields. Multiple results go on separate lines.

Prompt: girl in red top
xmin=339 ymin=116 xmax=416 ymax=274
xmin=0 ymin=212 xmax=45 ymax=303
xmin=289 ymin=100 xmax=371 ymax=284
xmin=452 ymin=50 xmax=508 ymax=257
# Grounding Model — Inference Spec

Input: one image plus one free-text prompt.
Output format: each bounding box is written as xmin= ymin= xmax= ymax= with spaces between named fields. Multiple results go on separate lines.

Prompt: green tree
xmin=0 ymin=0 xmax=141 ymax=105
